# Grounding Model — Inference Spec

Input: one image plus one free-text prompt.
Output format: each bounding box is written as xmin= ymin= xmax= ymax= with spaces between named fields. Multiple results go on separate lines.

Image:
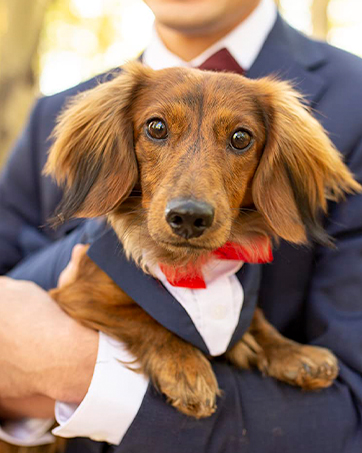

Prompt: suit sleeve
xmin=305 ymin=137 xmax=362 ymax=413
xmin=4 ymin=222 xmax=148 ymax=447
xmin=0 ymin=98 xmax=53 ymax=274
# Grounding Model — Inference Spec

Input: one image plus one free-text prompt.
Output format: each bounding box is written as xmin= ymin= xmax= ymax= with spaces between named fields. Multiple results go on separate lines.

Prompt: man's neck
xmin=155 ymin=2 xmax=261 ymax=62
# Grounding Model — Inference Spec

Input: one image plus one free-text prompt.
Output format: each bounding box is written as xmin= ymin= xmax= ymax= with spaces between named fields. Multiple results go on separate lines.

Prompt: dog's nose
xmin=165 ymin=199 xmax=214 ymax=239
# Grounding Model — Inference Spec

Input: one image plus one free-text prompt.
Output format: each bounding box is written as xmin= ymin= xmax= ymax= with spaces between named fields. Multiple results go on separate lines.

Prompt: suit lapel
xmin=228 ymin=264 xmax=262 ymax=350
xmin=247 ymin=14 xmax=328 ymax=106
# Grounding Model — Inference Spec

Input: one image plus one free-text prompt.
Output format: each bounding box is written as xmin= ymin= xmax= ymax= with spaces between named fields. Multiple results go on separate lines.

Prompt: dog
xmin=41 ymin=62 xmax=361 ymax=420
xmin=42 ymin=62 xmax=362 ymax=419
xmin=1 ymin=62 xmax=359 ymax=453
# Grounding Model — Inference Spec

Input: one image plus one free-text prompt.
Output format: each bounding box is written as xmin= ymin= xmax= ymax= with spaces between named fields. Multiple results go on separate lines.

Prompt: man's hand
xmin=0 ymin=273 xmax=98 ymax=404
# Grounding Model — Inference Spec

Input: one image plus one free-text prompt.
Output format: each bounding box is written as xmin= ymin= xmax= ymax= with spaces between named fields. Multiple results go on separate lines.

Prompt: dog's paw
xmin=155 ymin=350 xmax=221 ymax=418
xmin=263 ymin=341 xmax=339 ymax=390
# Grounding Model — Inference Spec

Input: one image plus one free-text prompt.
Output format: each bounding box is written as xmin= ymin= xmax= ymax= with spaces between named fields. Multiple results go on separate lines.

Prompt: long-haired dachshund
xmin=42 ymin=63 xmax=359 ymax=419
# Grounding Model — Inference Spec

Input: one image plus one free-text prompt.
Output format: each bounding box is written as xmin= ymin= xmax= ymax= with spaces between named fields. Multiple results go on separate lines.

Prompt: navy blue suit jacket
xmin=1 ymin=15 xmax=362 ymax=452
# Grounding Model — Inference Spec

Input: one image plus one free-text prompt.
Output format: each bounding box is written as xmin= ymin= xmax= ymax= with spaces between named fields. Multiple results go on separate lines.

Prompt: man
xmin=0 ymin=0 xmax=362 ymax=451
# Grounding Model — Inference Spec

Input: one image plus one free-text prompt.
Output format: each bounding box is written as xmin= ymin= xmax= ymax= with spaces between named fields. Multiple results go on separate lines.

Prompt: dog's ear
xmin=252 ymin=78 xmax=361 ymax=245
xmin=45 ymin=62 xmax=151 ymax=222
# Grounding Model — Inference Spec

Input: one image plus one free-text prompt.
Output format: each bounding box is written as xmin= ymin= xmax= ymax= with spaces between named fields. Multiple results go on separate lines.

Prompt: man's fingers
xmin=0 ymin=276 xmax=38 ymax=292
xmin=72 ymin=243 xmax=88 ymax=261
xmin=58 ymin=243 xmax=88 ymax=288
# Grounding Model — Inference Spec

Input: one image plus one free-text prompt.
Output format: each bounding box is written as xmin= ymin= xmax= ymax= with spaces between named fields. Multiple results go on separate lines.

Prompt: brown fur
xmin=2 ymin=63 xmax=359 ymax=452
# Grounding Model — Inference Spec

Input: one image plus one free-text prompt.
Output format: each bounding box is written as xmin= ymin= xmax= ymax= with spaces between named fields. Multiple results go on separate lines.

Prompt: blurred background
xmin=0 ymin=0 xmax=361 ymax=165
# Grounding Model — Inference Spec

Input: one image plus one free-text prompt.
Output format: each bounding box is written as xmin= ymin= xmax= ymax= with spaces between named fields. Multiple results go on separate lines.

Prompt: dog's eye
xmin=230 ymin=129 xmax=252 ymax=152
xmin=147 ymin=119 xmax=168 ymax=140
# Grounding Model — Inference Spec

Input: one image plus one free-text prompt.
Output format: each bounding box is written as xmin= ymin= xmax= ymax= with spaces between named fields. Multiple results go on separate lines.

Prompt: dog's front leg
xmin=226 ymin=308 xmax=339 ymax=389
xmin=139 ymin=327 xmax=221 ymax=418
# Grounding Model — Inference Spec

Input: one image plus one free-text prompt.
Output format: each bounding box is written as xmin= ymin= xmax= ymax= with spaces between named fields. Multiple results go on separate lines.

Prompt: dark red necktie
xmin=197 ymin=48 xmax=244 ymax=75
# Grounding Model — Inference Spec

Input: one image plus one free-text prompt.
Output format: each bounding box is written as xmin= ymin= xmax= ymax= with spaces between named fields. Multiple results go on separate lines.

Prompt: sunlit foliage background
xmin=40 ymin=0 xmax=153 ymax=95
xmin=279 ymin=0 xmax=362 ymax=55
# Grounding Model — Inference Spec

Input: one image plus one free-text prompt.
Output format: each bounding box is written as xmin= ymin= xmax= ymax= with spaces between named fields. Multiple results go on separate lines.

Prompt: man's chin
xmin=147 ymin=1 xmax=229 ymax=33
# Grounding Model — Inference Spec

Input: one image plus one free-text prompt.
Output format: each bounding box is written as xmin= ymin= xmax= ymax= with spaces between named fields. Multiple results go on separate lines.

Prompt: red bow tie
xmin=160 ymin=237 xmax=272 ymax=289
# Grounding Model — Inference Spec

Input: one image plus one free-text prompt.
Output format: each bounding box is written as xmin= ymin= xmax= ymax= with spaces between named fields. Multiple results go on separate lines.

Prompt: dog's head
xmin=45 ymin=62 xmax=360 ymax=267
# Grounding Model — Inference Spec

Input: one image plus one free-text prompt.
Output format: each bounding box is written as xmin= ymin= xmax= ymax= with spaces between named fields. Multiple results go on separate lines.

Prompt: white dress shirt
xmin=0 ymin=0 xmax=277 ymax=446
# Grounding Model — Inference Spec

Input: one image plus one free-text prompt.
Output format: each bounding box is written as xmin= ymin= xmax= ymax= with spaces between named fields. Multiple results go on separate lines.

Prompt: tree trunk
xmin=0 ymin=0 xmax=51 ymax=166
xmin=311 ymin=0 xmax=330 ymax=40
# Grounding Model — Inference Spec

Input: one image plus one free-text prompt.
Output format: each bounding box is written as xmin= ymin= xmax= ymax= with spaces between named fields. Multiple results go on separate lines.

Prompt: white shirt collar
xmin=143 ymin=0 xmax=277 ymax=71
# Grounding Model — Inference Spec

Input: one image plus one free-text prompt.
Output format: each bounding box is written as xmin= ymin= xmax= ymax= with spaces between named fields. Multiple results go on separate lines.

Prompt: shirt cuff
xmin=0 ymin=419 xmax=54 ymax=446
xmin=53 ymin=332 xmax=149 ymax=445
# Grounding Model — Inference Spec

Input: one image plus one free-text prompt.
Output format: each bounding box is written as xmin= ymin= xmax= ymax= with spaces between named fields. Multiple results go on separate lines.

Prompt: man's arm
xmin=0 ymin=228 xmax=101 ymax=405
xmin=0 ymin=233 xmax=149 ymax=447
